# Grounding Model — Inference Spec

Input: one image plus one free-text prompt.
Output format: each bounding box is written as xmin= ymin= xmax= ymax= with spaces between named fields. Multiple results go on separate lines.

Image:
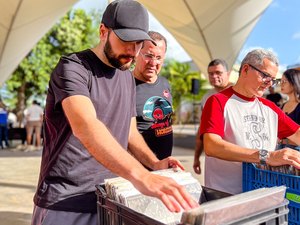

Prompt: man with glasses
xmin=199 ymin=49 xmax=300 ymax=194
xmin=32 ymin=1 xmax=197 ymax=225
xmin=193 ymin=59 xmax=232 ymax=174
xmin=132 ymin=31 xmax=173 ymax=160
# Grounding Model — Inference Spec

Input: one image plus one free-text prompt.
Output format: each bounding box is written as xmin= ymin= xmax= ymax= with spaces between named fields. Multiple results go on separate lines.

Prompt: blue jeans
xmin=0 ymin=124 xmax=9 ymax=148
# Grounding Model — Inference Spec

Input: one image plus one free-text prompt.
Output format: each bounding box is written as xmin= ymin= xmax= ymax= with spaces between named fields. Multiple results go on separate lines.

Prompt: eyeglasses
xmin=248 ymin=64 xmax=279 ymax=86
xmin=139 ymin=52 xmax=163 ymax=65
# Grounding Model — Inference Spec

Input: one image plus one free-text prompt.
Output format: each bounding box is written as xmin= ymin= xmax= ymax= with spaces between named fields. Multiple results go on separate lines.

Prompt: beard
xmin=104 ymin=32 xmax=135 ymax=71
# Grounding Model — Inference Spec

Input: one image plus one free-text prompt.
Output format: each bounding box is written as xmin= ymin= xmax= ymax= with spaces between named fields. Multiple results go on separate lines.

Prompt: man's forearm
xmin=204 ymin=133 xmax=259 ymax=162
xmin=128 ymin=130 xmax=159 ymax=169
xmin=194 ymin=136 xmax=203 ymax=159
xmin=62 ymin=96 xmax=149 ymax=183
xmin=288 ymin=128 xmax=300 ymax=145
xmin=79 ymin=119 xmax=151 ymax=181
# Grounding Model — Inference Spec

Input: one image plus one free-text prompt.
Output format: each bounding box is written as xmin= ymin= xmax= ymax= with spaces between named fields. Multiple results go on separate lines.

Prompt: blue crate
xmin=243 ymin=162 xmax=300 ymax=225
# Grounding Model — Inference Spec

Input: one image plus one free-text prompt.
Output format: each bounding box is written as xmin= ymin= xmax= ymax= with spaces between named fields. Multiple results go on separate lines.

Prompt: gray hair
xmin=239 ymin=49 xmax=279 ymax=74
xmin=147 ymin=31 xmax=167 ymax=52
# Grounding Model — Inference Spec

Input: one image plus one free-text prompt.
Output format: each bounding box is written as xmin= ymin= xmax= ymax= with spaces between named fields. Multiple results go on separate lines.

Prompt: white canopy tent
xmin=0 ymin=0 xmax=78 ymax=85
xmin=0 ymin=0 xmax=272 ymax=85
xmin=138 ymin=0 xmax=272 ymax=75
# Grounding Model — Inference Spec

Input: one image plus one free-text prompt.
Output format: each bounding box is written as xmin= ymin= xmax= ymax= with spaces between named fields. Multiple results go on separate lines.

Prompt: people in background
xmin=24 ymin=100 xmax=43 ymax=151
xmin=266 ymin=86 xmax=282 ymax=107
xmin=8 ymin=111 xmax=17 ymax=128
xmin=200 ymin=49 xmax=300 ymax=194
xmin=193 ymin=59 xmax=232 ymax=174
xmin=278 ymin=69 xmax=300 ymax=150
xmin=0 ymin=105 xmax=9 ymax=149
xmin=132 ymin=31 xmax=173 ymax=160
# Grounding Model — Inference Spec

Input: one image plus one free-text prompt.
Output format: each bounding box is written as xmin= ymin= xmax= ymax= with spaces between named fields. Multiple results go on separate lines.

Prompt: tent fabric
xmin=0 ymin=0 xmax=271 ymax=85
xmin=0 ymin=0 xmax=78 ymax=85
xmin=138 ymin=0 xmax=272 ymax=75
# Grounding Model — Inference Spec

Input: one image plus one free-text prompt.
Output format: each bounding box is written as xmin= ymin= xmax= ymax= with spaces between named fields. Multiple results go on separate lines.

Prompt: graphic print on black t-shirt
xmin=143 ymin=96 xmax=172 ymax=137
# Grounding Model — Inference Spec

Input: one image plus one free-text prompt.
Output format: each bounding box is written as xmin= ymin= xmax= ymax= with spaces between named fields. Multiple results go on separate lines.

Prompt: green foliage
xmin=160 ymin=59 xmax=207 ymax=111
xmin=2 ymin=9 xmax=101 ymax=118
xmin=49 ymin=9 xmax=98 ymax=54
xmin=160 ymin=59 xmax=208 ymax=124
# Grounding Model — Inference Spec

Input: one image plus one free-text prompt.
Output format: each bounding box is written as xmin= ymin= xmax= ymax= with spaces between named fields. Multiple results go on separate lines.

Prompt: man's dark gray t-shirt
xmin=135 ymin=76 xmax=173 ymax=160
xmin=33 ymin=49 xmax=136 ymax=213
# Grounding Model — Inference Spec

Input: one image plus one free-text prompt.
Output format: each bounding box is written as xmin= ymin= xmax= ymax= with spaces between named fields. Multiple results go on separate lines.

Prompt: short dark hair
xmin=147 ymin=31 xmax=167 ymax=52
xmin=208 ymin=59 xmax=228 ymax=71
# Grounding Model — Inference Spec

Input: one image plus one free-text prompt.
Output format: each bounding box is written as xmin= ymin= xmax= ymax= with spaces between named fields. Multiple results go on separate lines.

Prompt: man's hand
xmin=194 ymin=132 xmax=203 ymax=174
xmin=132 ymin=173 xmax=199 ymax=212
xmin=152 ymin=156 xmax=185 ymax=171
xmin=268 ymin=147 xmax=300 ymax=169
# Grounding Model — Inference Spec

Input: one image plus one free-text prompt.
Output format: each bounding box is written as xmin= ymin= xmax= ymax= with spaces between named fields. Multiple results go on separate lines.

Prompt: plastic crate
xmin=96 ymin=185 xmax=165 ymax=225
xmin=221 ymin=200 xmax=288 ymax=225
xmin=96 ymin=185 xmax=288 ymax=225
xmin=243 ymin=162 xmax=300 ymax=225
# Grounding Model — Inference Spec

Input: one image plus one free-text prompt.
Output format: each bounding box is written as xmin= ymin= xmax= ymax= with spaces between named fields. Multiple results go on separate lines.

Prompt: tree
xmin=160 ymin=60 xmax=207 ymax=124
xmin=2 ymin=9 xmax=100 ymax=126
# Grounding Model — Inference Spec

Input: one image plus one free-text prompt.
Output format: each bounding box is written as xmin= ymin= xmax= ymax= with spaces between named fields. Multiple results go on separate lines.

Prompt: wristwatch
xmin=259 ymin=149 xmax=269 ymax=165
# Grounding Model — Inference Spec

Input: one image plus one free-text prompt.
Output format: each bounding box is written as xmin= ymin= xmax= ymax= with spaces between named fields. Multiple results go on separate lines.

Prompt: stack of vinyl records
xmin=181 ymin=186 xmax=286 ymax=225
xmin=104 ymin=168 xmax=202 ymax=225
xmin=257 ymin=163 xmax=300 ymax=175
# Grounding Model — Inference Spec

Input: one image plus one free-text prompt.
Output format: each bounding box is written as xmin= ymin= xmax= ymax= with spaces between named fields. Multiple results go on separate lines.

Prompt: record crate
xmin=243 ymin=162 xmax=300 ymax=225
xmin=96 ymin=184 xmax=289 ymax=225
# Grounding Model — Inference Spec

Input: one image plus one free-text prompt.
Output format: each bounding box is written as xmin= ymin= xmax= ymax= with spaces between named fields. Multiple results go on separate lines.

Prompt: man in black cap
xmin=31 ymin=1 xmax=198 ymax=224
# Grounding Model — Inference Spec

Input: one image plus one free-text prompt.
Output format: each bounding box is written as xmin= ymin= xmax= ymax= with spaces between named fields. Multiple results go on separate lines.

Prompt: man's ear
xmin=243 ymin=64 xmax=249 ymax=74
xmin=100 ymin=24 xmax=108 ymax=40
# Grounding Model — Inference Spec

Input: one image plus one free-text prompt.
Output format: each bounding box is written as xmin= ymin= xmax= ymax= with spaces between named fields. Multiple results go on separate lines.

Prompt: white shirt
xmin=25 ymin=104 xmax=43 ymax=122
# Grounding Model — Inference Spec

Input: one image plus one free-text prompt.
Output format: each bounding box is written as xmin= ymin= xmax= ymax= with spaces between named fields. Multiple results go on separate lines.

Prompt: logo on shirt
xmin=243 ymin=114 xmax=270 ymax=149
xmin=143 ymin=96 xmax=173 ymax=136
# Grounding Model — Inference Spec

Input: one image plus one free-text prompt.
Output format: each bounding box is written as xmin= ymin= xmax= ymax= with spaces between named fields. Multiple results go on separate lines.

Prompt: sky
xmin=74 ymin=0 xmax=300 ymax=71
xmin=237 ymin=0 xmax=300 ymax=70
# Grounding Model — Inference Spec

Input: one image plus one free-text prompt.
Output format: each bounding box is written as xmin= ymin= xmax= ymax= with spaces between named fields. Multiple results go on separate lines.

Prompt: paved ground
xmin=0 ymin=125 xmax=204 ymax=225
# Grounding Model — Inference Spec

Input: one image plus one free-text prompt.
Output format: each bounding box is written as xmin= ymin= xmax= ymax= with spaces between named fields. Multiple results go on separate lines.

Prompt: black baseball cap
xmin=101 ymin=0 xmax=153 ymax=43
